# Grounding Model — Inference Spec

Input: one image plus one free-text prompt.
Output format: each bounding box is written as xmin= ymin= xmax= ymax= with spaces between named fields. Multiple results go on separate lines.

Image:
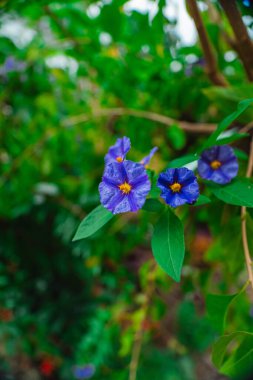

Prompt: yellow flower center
xmin=210 ymin=160 xmax=221 ymax=170
xmin=116 ymin=156 xmax=123 ymax=163
xmin=170 ymin=182 xmax=182 ymax=193
xmin=118 ymin=182 xmax=132 ymax=194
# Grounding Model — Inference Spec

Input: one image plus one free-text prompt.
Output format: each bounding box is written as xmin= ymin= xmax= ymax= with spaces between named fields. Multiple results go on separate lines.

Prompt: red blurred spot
xmin=40 ymin=359 xmax=54 ymax=377
xmin=0 ymin=308 xmax=13 ymax=322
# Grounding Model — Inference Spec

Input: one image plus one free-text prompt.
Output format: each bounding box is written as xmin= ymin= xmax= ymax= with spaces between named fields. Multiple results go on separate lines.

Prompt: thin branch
xmin=62 ymin=108 xmax=217 ymax=133
xmin=44 ymin=6 xmax=82 ymax=52
xmin=206 ymin=0 xmax=246 ymax=66
xmin=241 ymin=137 xmax=253 ymax=290
xmin=219 ymin=0 xmax=253 ymax=82
xmin=129 ymin=263 xmax=156 ymax=380
xmin=187 ymin=0 xmax=228 ymax=87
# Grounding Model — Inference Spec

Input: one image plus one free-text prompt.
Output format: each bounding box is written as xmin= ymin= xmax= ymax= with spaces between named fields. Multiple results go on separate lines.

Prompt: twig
xmin=241 ymin=121 xmax=253 ymax=134
xmin=206 ymin=0 xmax=246 ymax=66
xmin=129 ymin=262 xmax=156 ymax=380
xmin=219 ymin=0 xmax=253 ymax=82
xmin=241 ymin=137 xmax=253 ymax=290
xmin=129 ymin=327 xmax=143 ymax=380
xmin=187 ymin=0 xmax=228 ymax=87
xmin=44 ymin=6 xmax=82 ymax=52
xmin=62 ymin=108 xmax=217 ymax=133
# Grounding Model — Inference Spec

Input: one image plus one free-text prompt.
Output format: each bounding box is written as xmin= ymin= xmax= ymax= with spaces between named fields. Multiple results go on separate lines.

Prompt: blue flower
xmin=99 ymin=160 xmax=151 ymax=214
xmin=105 ymin=136 xmax=131 ymax=164
xmin=242 ymin=0 xmax=251 ymax=7
xmin=198 ymin=145 xmax=238 ymax=184
xmin=140 ymin=147 xmax=158 ymax=167
xmin=73 ymin=364 xmax=95 ymax=379
xmin=157 ymin=168 xmax=199 ymax=208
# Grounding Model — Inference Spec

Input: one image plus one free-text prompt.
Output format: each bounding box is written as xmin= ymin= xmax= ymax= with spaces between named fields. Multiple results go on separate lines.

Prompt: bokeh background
xmin=1 ymin=1 xmax=253 ymax=379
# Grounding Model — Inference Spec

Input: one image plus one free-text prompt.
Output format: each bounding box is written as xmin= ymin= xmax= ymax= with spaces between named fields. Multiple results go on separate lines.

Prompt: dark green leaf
xmin=212 ymin=331 xmax=253 ymax=377
xmin=234 ymin=148 xmax=248 ymax=161
xmin=192 ymin=194 xmax=211 ymax=206
xmin=206 ymin=293 xmax=237 ymax=334
xmin=143 ymin=198 xmax=165 ymax=212
xmin=208 ymin=178 xmax=253 ymax=207
xmin=151 ymin=209 xmax=185 ymax=282
xmin=72 ymin=205 xmax=113 ymax=241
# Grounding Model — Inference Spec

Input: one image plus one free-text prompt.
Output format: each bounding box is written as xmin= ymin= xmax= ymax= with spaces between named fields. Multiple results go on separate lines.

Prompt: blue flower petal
xmin=176 ymin=167 xmax=196 ymax=186
xmin=198 ymin=145 xmax=238 ymax=184
xmin=73 ymin=364 xmax=95 ymax=379
xmin=103 ymin=161 xmax=126 ymax=184
xmin=105 ymin=136 xmax=131 ymax=164
xmin=157 ymin=169 xmax=175 ymax=189
xmin=124 ymin=160 xmax=147 ymax=183
xmin=157 ymin=168 xmax=199 ymax=208
xmin=99 ymin=160 xmax=151 ymax=214
xmin=181 ymin=181 xmax=199 ymax=203
xmin=200 ymin=146 xmax=219 ymax=163
xmin=221 ymin=159 xmax=239 ymax=179
xmin=140 ymin=147 xmax=158 ymax=166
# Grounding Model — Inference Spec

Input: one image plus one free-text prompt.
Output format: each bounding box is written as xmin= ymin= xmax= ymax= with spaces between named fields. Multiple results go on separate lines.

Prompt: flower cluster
xmin=99 ymin=137 xmax=157 ymax=214
xmin=99 ymin=138 xmax=238 ymax=212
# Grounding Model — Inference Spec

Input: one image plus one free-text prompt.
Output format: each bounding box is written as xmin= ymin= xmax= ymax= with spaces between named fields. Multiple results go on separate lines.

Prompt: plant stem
xmin=187 ymin=0 xmax=228 ymax=87
xmin=129 ymin=262 xmax=156 ymax=380
xmin=241 ymin=137 xmax=253 ymax=289
xmin=63 ymin=108 xmax=217 ymax=133
xmin=219 ymin=0 xmax=253 ymax=82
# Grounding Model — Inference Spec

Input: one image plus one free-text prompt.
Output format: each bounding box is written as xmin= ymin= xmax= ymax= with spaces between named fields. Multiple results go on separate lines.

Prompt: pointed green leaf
xmin=234 ymin=148 xmax=248 ymax=161
xmin=143 ymin=198 xmax=165 ymax=212
xmin=151 ymin=209 xmax=185 ymax=282
xmin=72 ymin=205 xmax=113 ymax=241
xmin=208 ymin=178 xmax=253 ymax=207
xmin=206 ymin=293 xmax=237 ymax=334
xmin=200 ymin=98 xmax=253 ymax=151
xmin=167 ymin=154 xmax=198 ymax=169
xmin=212 ymin=331 xmax=253 ymax=377
xmin=216 ymin=132 xmax=249 ymax=146
xmin=192 ymin=194 xmax=211 ymax=206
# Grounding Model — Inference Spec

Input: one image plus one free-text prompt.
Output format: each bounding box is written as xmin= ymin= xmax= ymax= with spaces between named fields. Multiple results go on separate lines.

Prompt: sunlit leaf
xmin=208 ymin=178 xmax=253 ymax=207
xmin=167 ymin=154 xmax=198 ymax=169
xmin=73 ymin=205 xmax=113 ymax=241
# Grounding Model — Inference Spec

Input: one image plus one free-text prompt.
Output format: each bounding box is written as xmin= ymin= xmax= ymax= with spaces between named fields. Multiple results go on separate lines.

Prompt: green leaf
xmin=151 ymin=209 xmax=185 ymax=282
xmin=212 ymin=331 xmax=253 ymax=377
xmin=208 ymin=178 xmax=253 ymax=208
xmin=206 ymin=282 xmax=248 ymax=334
xmin=72 ymin=205 xmax=113 ymax=241
xmin=143 ymin=198 xmax=164 ymax=212
xmin=206 ymin=293 xmax=237 ymax=334
xmin=166 ymin=124 xmax=186 ymax=150
xmin=167 ymin=154 xmax=199 ymax=169
xmin=234 ymin=148 xmax=248 ymax=161
xmin=200 ymin=98 xmax=253 ymax=151
xmin=192 ymin=194 xmax=211 ymax=206
xmin=215 ymin=132 xmax=249 ymax=146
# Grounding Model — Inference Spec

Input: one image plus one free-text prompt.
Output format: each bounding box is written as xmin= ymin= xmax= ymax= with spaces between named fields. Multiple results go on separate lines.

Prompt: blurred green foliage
xmin=1 ymin=0 xmax=253 ymax=379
